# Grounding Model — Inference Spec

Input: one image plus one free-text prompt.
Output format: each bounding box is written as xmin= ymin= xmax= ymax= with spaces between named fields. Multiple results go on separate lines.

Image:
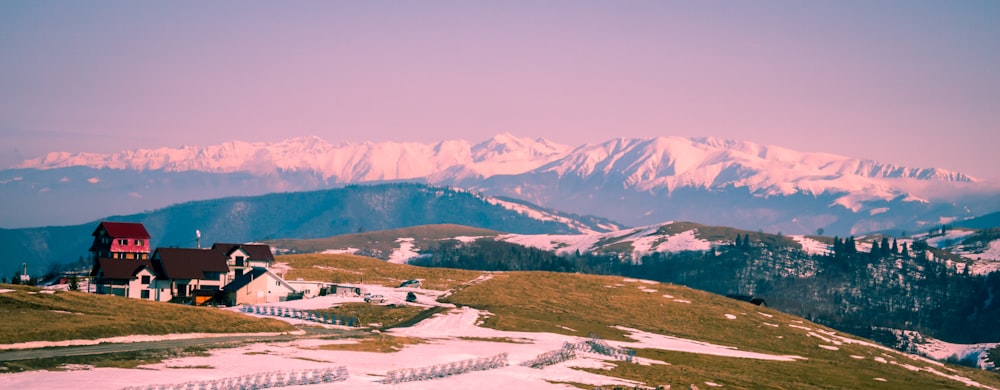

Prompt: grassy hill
xmin=276 ymin=254 xmax=1000 ymax=389
xmin=4 ymin=254 xmax=999 ymax=388
xmin=267 ymin=224 xmax=501 ymax=259
xmin=0 ymin=284 xmax=295 ymax=345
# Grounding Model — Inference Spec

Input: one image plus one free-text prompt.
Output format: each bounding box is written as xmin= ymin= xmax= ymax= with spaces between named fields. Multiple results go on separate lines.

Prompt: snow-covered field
xmin=3 ymin=280 xmax=997 ymax=390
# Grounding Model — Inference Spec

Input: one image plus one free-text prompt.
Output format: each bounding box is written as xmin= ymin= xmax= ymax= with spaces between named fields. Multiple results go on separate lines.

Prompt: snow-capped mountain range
xmin=15 ymin=133 xmax=571 ymax=182
xmin=4 ymin=133 xmax=997 ymax=233
xmin=16 ymin=133 xmax=975 ymax=189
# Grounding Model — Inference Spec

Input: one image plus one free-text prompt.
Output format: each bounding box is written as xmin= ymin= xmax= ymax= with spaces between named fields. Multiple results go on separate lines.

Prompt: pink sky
xmin=1 ymin=1 xmax=998 ymax=179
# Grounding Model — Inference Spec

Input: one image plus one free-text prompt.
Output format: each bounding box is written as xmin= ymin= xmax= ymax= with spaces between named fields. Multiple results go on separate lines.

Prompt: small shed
xmin=329 ymin=284 xmax=365 ymax=297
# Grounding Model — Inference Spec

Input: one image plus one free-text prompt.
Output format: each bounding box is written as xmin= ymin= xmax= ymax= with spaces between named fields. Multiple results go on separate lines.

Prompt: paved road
xmin=0 ymin=327 xmax=365 ymax=362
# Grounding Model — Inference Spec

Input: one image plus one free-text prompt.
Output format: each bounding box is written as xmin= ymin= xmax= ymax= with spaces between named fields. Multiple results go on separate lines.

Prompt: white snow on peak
xmin=537 ymin=137 xmax=974 ymax=207
xmin=15 ymin=134 xmax=572 ymax=183
xmin=14 ymin=134 xmax=977 ymax=206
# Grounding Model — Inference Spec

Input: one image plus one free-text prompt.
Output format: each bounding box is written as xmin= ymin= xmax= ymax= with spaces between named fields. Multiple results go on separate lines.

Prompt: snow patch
xmin=613 ymin=326 xmax=803 ymax=361
xmin=387 ymin=238 xmax=419 ymax=264
xmin=791 ymin=235 xmax=830 ymax=256
xmin=320 ymin=248 xmax=359 ymax=255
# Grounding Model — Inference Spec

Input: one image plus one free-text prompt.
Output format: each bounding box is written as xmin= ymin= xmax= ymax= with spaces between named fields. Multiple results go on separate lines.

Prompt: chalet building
xmin=90 ymin=221 xmax=151 ymax=260
xmin=151 ymin=248 xmax=231 ymax=305
xmin=211 ymin=243 xmax=276 ymax=284
xmin=90 ymin=221 xmax=154 ymax=296
xmin=87 ymin=221 xmax=295 ymax=305
xmin=90 ymin=258 xmax=158 ymax=299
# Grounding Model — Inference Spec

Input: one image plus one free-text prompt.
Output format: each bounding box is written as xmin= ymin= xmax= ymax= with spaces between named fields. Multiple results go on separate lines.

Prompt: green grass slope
xmin=0 ymin=285 xmax=295 ymax=345
xmin=281 ymin=254 xmax=1000 ymax=389
xmin=267 ymin=224 xmax=501 ymax=257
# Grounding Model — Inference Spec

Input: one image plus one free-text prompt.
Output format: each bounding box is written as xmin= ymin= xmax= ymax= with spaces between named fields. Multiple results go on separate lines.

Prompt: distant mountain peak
xmin=8 ymin=133 xmax=987 ymax=234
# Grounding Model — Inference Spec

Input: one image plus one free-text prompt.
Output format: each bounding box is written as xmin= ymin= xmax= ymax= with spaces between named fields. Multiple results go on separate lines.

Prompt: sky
xmin=1 ymin=1 xmax=998 ymax=179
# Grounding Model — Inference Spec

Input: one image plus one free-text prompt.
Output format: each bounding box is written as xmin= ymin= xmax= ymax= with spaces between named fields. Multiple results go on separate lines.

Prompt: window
xmin=235 ymin=256 xmax=245 ymax=267
xmin=135 ymin=239 xmax=144 ymax=246
xmin=118 ymin=239 xmax=128 ymax=246
xmin=141 ymin=275 xmax=150 ymax=284
xmin=235 ymin=269 xmax=244 ymax=278
xmin=140 ymin=290 xmax=150 ymax=299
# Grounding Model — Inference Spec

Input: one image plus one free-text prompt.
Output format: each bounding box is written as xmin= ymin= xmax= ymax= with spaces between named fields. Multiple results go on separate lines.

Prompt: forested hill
xmin=410 ymin=233 xmax=1000 ymax=346
xmin=0 ymin=183 xmax=620 ymax=277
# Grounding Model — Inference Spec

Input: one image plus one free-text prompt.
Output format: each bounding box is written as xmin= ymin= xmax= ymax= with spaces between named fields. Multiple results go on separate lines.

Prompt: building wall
xmin=234 ymin=273 xmax=295 ymax=305
xmin=287 ymin=280 xmax=328 ymax=299
xmin=123 ymin=269 xmax=156 ymax=299
xmin=149 ymin=279 xmax=173 ymax=302
xmin=225 ymin=249 xmax=250 ymax=285
xmin=93 ymin=233 xmax=151 ymax=259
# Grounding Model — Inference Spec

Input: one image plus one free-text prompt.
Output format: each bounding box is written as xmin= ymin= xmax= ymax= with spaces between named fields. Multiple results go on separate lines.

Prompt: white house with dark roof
xmin=151 ymin=247 xmax=230 ymax=305
xmin=211 ymin=243 xmax=277 ymax=285
xmin=223 ymin=267 xmax=297 ymax=306
xmin=90 ymin=258 xmax=160 ymax=299
xmin=86 ymin=222 xmax=296 ymax=305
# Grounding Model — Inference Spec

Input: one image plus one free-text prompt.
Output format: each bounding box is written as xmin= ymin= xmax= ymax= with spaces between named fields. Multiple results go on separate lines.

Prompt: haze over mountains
xmin=3 ymin=133 xmax=998 ymax=234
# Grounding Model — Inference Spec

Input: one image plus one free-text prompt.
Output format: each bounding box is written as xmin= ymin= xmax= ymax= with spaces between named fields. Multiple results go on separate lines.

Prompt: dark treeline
xmin=411 ymin=237 xmax=1000 ymax=345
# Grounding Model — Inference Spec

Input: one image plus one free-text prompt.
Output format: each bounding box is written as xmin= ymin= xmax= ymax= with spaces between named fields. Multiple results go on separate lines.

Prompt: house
xmin=90 ymin=221 xmax=155 ymax=295
xmin=151 ymin=248 xmax=230 ymax=305
xmin=85 ymin=220 xmax=295 ymax=306
xmin=222 ymin=267 xmax=298 ymax=306
xmin=90 ymin=258 xmax=160 ymax=300
xmin=211 ymin=243 xmax=276 ymax=284
xmin=90 ymin=221 xmax=151 ymax=260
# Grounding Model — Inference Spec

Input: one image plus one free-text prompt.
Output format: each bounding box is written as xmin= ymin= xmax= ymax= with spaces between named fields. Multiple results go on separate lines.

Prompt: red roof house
xmin=90 ymin=221 xmax=152 ymax=260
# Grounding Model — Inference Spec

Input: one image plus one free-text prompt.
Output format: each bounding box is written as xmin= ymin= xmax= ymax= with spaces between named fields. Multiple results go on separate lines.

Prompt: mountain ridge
xmin=15 ymin=134 xmax=975 ymax=185
xmin=4 ymin=133 xmax=995 ymax=234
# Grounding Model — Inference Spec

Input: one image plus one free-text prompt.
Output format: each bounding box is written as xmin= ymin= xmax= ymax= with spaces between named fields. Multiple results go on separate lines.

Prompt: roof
xmin=223 ymin=267 xmax=294 ymax=293
xmin=91 ymin=258 xmax=153 ymax=280
xmin=93 ymin=221 xmax=151 ymax=239
xmin=211 ymin=243 xmax=275 ymax=262
xmin=153 ymin=248 xmax=229 ymax=280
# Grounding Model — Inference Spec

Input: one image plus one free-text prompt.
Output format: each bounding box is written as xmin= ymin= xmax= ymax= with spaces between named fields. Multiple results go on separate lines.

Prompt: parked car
xmin=365 ymin=294 xmax=387 ymax=304
xmin=399 ymin=279 xmax=421 ymax=288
